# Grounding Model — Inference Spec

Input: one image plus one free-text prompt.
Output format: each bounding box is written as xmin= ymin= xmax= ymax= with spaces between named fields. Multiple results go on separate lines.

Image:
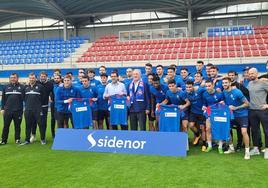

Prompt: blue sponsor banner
xmin=52 ymin=129 xmax=188 ymax=157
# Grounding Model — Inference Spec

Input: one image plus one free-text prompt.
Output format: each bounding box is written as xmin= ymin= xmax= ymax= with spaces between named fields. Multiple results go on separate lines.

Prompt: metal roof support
xmin=187 ymin=8 xmax=193 ymax=37
xmin=63 ymin=19 xmax=67 ymax=41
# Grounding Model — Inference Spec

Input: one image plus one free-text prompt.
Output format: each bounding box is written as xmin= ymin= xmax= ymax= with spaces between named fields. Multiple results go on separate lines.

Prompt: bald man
xmin=248 ymin=68 xmax=268 ymax=159
xmin=127 ymin=69 xmax=150 ymax=131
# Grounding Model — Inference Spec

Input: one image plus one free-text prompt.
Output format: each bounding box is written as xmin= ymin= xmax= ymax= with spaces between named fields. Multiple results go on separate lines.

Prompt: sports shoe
xmin=205 ymin=147 xmax=212 ymax=152
xmin=15 ymin=140 xmax=20 ymax=144
xmin=249 ymin=148 xmax=260 ymax=156
xmin=0 ymin=141 xmax=6 ymax=145
xmin=193 ymin=135 xmax=201 ymax=145
xmin=201 ymin=145 xmax=206 ymax=152
xmin=261 ymin=149 xmax=265 ymax=153
xmin=41 ymin=140 xmax=46 ymax=145
xmin=20 ymin=141 xmax=30 ymax=146
xmin=218 ymin=148 xmax=224 ymax=154
xmin=30 ymin=135 xmax=36 ymax=143
xmin=264 ymin=150 xmax=268 ymax=159
xmin=244 ymin=152 xmax=250 ymax=160
xmin=224 ymin=148 xmax=235 ymax=154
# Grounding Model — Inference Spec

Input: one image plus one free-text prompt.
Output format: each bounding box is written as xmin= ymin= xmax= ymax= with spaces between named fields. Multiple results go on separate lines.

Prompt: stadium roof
xmin=0 ymin=0 xmax=266 ymax=26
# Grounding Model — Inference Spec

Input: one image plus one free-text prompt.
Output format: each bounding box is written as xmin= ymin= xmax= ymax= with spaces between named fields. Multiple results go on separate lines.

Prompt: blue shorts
xmin=231 ymin=116 xmax=248 ymax=128
xmin=181 ymin=109 xmax=189 ymax=121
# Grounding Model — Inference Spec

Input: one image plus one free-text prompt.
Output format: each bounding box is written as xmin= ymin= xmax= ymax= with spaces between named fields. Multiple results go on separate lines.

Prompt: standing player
xmin=142 ymin=63 xmax=153 ymax=83
xmin=79 ymin=75 xmax=98 ymax=129
xmin=160 ymin=79 xmax=190 ymax=132
xmin=195 ymin=60 xmax=206 ymax=77
xmin=0 ymin=73 xmax=24 ymax=145
xmin=180 ymin=67 xmax=194 ymax=84
xmin=30 ymin=71 xmax=53 ymax=143
xmin=209 ymin=66 xmax=223 ymax=91
xmin=222 ymin=77 xmax=250 ymax=160
xmin=87 ymin=68 xmax=101 ymax=87
xmin=156 ymin=65 xmax=165 ymax=84
xmin=97 ymin=74 xmax=110 ymax=130
xmin=21 ymin=73 xmax=45 ymax=145
xmin=150 ymin=75 xmax=169 ymax=131
xmin=122 ymin=68 xmax=133 ymax=89
xmin=193 ymin=72 xmax=204 ymax=87
xmin=185 ymin=81 xmax=207 ymax=151
xmin=55 ymin=75 xmax=82 ymax=129
xmin=202 ymin=80 xmax=224 ymax=153
xmin=164 ymin=67 xmax=185 ymax=90
xmin=51 ymin=74 xmax=62 ymax=137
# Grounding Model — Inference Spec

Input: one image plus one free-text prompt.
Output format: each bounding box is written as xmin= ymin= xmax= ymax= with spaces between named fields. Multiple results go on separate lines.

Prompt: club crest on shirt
xmin=137 ymin=89 xmax=143 ymax=95
xmin=36 ymin=86 xmax=38 ymax=89
xmin=71 ymin=89 xmax=73 ymax=93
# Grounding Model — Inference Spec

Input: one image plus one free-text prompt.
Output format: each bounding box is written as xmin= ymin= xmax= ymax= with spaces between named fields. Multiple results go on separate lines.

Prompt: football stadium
xmin=1 ymin=0 xmax=268 ymax=187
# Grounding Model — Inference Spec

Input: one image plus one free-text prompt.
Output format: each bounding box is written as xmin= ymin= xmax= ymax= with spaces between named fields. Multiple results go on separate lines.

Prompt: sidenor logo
xmin=87 ymin=133 xmax=146 ymax=150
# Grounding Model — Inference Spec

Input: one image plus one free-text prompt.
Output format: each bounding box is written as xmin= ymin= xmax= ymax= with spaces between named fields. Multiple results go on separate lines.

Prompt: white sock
xmin=208 ymin=141 xmax=212 ymax=148
xmin=218 ymin=141 xmax=223 ymax=149
xmin=265 ymin=148 xmax=268 ymax=152
xmin=245 ymin=147 xmax=250 ymax=153
xmin=254 ymin=146 xmax=259 ymax=151
xmin=229 ymin=144 xmax=234 ymax=150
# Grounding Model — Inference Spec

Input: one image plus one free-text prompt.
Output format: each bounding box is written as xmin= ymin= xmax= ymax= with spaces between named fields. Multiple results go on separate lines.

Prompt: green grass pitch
xmin=0 ymin=114 xmax=268 ymax=188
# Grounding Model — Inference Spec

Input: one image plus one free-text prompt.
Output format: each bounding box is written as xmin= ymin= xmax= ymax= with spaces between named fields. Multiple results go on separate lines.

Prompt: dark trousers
xmin=129 ymin=111 xmax=146 ymax=131
xmin=111 ymin=125 xmax=128 ymax=130
xmin=32 ymin=107 xmax=48 ymax=138
xmin=249 ymin=109 xmax=268 ymax=148
xmin=1 ymin=110 xmax=23 ymax=142
xmin=50 ymin=103 xmax=56 ymax=138
xmin=57 ymin=112 xmax=73 ymax=128
xmin=25 ymin=109 xmax=44 ymax=142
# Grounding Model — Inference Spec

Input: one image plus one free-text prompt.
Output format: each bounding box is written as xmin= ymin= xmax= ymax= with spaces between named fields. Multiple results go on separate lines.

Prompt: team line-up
xmin=1 ymin=61 xmax=268 ymax=160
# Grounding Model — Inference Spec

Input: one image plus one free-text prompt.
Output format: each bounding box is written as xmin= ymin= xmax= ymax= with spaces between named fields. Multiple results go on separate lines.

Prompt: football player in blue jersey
xmin=194 ymin=72 xmax=204 ymax=87
xmin=156 ymin=65 xmax=166 ymax=85
xmin=97 ymin=74 xmax=110 ymax=130
xmin=164 ymin=67 xmax=185 ymax=90
xmin=87 ymin=68 xmax=101 ymax=87
xmin=202 ymin=80 xmax=224 ymax=154
xmin=150 ymin=75 xmax=169 ymax=131
xmin=161 ymin=79 xmax=190 ymax=133
xmin=180 ymin=67 xmax=194 ymax=84
xmin=185 ymin=81 xmax=207 ymax=151
xmin=209 ymin=66 xmax=223 ymax=92
xmin=79 ymin=75 xmax=98 ymax=129
xmin=222 ymin=77 xmax=250 ymax=160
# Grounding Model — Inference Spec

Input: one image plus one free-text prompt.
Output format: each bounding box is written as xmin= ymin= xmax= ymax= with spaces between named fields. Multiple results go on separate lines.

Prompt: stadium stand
xmin=0 ymin=36 xmax=88 ymax=65
xmin=77 ymin=26 xmax=268 ymax=63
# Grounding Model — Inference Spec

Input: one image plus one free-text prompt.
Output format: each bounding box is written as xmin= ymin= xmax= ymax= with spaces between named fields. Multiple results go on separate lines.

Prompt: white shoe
xmin=244 ymin=152 xmax=250 ymax=160
xmin=249 ymin=148 xmax=260 ymax=156
xmin=224 ymin=148 xmax=235 ymax=154
xmin=264 ymin=150 xmax=268 ymax=159
xmin=30 ymin=135 xmax=36 ymax=143
xmin=261 ymin=149 xmax=265 ymax=153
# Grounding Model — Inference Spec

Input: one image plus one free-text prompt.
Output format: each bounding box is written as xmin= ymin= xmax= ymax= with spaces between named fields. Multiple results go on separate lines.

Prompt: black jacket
xmin=37 ymin=80 xmax=53 ymax=107
xmin=1 ymin=83 xmax=25 ymax=111
xmin=24 ymin=82 xmax=44 ymax=110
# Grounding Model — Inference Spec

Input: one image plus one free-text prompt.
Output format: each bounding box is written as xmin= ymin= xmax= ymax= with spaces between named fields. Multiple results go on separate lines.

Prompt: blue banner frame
xmin=52 ymin=129 xmax=188 ymax=157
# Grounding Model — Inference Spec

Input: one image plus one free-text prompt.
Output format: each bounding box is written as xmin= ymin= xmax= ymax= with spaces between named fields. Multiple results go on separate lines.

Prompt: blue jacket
xmin=128 ymin=81 xmax=150 ymax=113
xmin=55 ymin=86 xmax=82 ymax=113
